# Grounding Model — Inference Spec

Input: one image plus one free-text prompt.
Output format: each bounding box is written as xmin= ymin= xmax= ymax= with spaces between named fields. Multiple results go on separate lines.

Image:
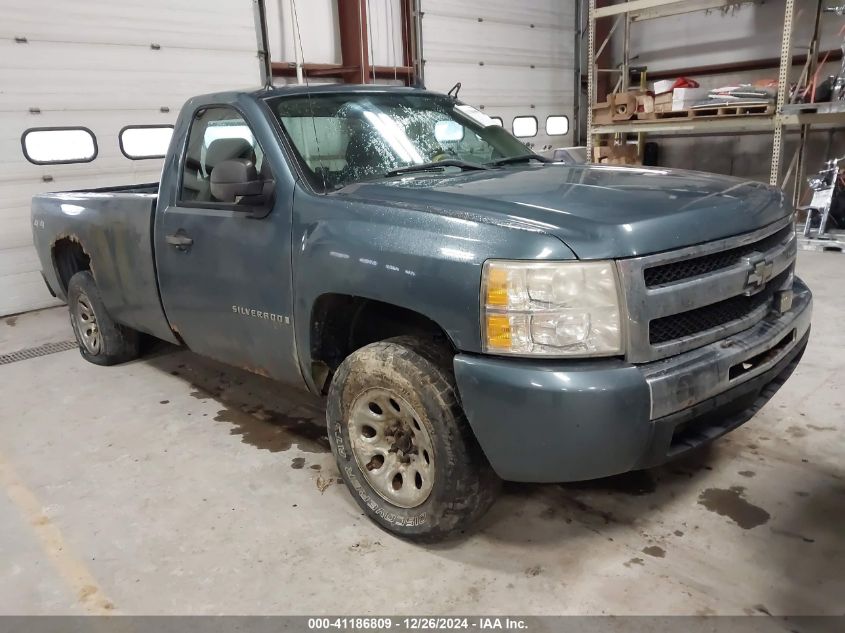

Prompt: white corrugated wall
xmin=421 ymin=0 xmax=576 ymax=151
xmin=0 ymin=0 xmax=259 ymax=316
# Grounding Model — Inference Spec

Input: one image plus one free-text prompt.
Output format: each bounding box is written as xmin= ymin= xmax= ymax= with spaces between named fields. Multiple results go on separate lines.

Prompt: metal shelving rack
xmin=586 ymin=0 xmax=845 ymax=202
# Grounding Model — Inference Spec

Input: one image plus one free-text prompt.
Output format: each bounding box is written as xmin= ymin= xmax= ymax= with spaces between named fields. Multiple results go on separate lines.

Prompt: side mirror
xmin=210 ymin=158 xmax=264 ymax=204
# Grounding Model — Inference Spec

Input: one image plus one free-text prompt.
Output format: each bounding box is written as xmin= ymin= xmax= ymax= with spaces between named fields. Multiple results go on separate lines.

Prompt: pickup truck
xmin=32 ymin=85 xmax=811 ymax=541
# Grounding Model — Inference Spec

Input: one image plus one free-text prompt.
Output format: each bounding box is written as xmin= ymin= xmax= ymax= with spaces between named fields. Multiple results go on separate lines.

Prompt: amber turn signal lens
xmin=485 ymin=314 xmax=512 ymax=349
xmin=485 ymin=267 xmax=509 ymax=307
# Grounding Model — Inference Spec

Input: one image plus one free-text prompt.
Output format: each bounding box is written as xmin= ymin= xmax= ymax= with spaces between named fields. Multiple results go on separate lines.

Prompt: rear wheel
xmin=67 ymin=271 xmax=140 ymax=366
xmin=327 ymin=336 xmax=500 ymax=541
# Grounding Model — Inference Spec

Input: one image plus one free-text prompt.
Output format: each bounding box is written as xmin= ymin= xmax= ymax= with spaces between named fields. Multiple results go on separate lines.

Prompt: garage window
xmin=546 ymin=115 xmax=570 ymax=136
xmin=21 ymin=127 xmax=97 ymax=165
xmin=119 ymin=125 xmax=174 ymax=159
xmin=512 ymin=116 xmax=537 ymax=138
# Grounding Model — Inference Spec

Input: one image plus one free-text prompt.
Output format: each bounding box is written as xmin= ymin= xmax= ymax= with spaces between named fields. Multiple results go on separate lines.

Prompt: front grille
xmin=644 ymin=225 xmax=792 ymax=287
xmin=649 ymin=269 xmax=788 ymax=345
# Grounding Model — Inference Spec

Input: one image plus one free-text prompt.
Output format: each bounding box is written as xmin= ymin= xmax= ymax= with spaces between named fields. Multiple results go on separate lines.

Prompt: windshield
xmin=267 ymin=92 xmax=531 ymax=191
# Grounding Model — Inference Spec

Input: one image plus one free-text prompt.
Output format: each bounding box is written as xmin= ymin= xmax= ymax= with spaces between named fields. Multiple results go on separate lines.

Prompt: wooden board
xmin=688 ymin=103 xmax=774 ymax=118
xmin=634 ymin=103 xmax=773 ymax=121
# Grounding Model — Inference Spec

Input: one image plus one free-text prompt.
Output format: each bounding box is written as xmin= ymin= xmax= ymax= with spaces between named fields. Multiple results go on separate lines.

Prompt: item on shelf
xmin=594 ymin=143 xmax=638 ymax=165
xmin=611 ymin=92 xmax=638 ymax=120
xmin=592 ymin=100 xmax=613 ymax=125
xmin=636 ymin=93 xmax=655 ymax=118
xmin=652 ymin=77 xmax=699 ymax=95
xmin=692 ymin=83 xmax=776 ymax=108
xmin=654 ymin=87 xmax=706 ymax=112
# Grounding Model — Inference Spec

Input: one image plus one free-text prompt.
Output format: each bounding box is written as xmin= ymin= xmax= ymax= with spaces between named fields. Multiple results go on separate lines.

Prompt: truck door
xmin=155 ymin=104 xmax=302 ymax=385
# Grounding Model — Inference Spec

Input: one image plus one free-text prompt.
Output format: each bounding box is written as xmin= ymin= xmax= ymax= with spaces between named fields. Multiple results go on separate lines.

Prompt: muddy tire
xmin=67 ymin=271 xmax=140 ymax=366
xmin=327 ymin=336 xmax=500 ymax=541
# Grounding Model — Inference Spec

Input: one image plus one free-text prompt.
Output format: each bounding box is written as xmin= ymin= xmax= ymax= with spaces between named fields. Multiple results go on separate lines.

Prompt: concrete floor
xmin=0 ymin=251 xmax=842 ymax=616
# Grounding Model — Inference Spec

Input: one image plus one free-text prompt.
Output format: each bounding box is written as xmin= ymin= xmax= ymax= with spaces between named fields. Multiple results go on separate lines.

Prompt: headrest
xmin=206 ymin=138 xmax=253 ymax=170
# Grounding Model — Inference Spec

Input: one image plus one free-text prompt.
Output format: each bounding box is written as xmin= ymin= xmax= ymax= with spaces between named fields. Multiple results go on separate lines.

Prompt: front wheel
xmin=327 ymin=336 xmax=500 ymax=541
xmin=67 ymin=271 xmax=140 ymax=366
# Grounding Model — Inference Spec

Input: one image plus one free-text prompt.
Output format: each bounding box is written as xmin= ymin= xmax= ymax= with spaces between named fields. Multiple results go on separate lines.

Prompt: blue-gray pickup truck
xmin=32 ymin=85 xmax=811 ymax=540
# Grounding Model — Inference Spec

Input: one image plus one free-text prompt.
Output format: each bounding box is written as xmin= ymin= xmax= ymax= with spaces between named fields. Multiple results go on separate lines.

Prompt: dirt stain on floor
xmin=806 ymin=424 xmax=836 ymax=432
xmin=698 ymin=486 xmax=770 ymax=529
xmin=642 ymin=545 xmax=666 ymax=558
xmin=291 ymin=457 xmax=305 ymax=469
xmin=738 ymin=470 xmax=756 ymax=478
xmin=786 ymin=425 xmax=808 ymax=438
xmin=214 ymin=407 xmax=329 ymax=453
xmin=623 ymin=557 xmax=644 ymax=568
xmin=5 ymin=316 xmax=17 ymax=327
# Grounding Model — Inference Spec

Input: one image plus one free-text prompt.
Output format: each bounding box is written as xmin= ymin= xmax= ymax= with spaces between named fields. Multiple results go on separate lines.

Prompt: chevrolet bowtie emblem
xmin=741 ymin=252 xmax=773 ymax=295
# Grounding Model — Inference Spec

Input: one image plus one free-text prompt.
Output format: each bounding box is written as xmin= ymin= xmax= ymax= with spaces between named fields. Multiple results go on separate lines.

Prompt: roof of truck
xmin=183 ymin=83 xmax=452 ymax=112
xmin=189 ymin=84 xmax=447 ymax=104
xmin=252 ymin=83 xmax=437 ymax=98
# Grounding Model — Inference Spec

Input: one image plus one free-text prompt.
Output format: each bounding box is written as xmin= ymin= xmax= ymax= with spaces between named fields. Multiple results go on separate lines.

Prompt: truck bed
xmin=31 ymin=183 xmax=177 ymax=345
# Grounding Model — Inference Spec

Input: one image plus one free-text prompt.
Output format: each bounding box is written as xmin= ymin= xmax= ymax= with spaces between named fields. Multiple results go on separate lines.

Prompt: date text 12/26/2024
xmin=307 ymin=618 xmax=528 ymax=630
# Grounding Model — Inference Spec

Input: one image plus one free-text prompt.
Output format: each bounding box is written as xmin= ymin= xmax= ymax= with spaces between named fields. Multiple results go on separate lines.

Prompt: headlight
xmin=481 ymin=260 xmax=623 ymax=357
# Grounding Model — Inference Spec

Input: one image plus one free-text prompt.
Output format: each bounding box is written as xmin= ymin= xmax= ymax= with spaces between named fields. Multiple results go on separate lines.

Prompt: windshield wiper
xmin=383 ymin=159 xmax=490 ymax=178
xmin=487 ymin=154 xmax=551 ymax=167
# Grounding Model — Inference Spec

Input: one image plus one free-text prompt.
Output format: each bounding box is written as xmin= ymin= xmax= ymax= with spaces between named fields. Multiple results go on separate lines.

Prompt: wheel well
xmin=52 ymin=238 xmax=90 ymax=295
xmin=309 ymin=294 xmax=454 ymax=393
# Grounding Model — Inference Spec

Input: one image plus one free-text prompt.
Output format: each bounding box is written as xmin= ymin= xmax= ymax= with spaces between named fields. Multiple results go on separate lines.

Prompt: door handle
xmin=165 ymin=233 xmax=193 ymax=251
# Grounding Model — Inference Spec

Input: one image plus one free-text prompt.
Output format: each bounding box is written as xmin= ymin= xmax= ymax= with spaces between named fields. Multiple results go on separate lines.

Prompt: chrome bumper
xmin=642 ymin=277 xmax=812 ymax=420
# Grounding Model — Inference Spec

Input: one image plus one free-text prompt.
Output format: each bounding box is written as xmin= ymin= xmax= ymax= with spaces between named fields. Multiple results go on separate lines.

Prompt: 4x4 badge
xmin=741 ymin=252 xmax=773 ymax=296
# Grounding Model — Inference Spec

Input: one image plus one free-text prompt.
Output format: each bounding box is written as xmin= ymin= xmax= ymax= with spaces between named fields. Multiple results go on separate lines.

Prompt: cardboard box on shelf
xmin=654 ymin=87 xmax=705 ymax=112
xmin=636 ymin=93 xmax=655 ymax=119
xmin=611 ymin=92 xmax=638 ymax=120
xmin=652 ymin=79 xmax=675 ymax=95
xmin=592 ymin=100 xmax=613 ymax=125
xmin=594 ymin=144 xmax=639 ymax=165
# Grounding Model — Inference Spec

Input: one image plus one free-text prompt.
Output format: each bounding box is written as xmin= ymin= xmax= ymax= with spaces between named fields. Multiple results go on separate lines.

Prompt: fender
xmin=291 ymin=185 xmax=576 ymax=389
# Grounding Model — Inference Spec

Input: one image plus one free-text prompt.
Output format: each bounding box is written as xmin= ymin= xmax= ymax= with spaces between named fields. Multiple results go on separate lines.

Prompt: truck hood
xmin=339 ymin=164 xmax=791 ymax=259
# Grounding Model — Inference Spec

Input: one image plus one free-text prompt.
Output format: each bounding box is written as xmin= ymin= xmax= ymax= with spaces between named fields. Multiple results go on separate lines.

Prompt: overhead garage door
xmin=420 ymin=0 xmax=576 ymax=151
xmin=0 ymin=0 xmax=259 ymax=316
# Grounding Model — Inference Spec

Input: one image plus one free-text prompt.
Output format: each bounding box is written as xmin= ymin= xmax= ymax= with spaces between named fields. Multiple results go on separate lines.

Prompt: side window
xmin=180 ymin=107 xmax=267 ymax=204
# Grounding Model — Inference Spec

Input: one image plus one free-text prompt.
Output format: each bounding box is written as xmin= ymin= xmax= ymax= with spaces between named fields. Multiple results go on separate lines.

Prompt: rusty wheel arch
xmin=51 ymin=236 xmax=92 ymax=295
xmin=308 ymin=293 xmax=454 ymax=393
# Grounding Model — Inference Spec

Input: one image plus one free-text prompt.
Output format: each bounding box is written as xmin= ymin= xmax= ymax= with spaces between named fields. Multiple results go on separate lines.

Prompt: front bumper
xmin=453 ymin=278 xmax=812 ymax=482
